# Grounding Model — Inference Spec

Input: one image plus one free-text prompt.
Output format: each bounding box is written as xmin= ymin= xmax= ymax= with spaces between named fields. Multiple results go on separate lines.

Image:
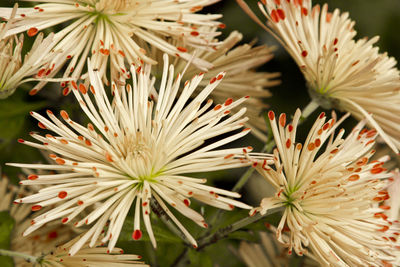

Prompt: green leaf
xmin=188 ymin=248 xmax=213 ymax=267
xmin=0 ymin=211 xmax=15 ymax=267
xmin=0 ymin=93 xmax=45 ymax=143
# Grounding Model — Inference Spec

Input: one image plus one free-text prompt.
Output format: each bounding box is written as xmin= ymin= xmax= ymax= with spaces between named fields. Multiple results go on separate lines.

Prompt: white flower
xmin=0 ymin=0 xmax=224 ymax=94
xmin=251 ymin=109 xmax=398 ymax=266
xmin=8 ymin=55 xmax=252 ymax=255
xmin=0 ymin=176 xmax=78 ymax=267
xmin=238 ymin=0 xmax=400 ymax=153
xmin=0 ymin=4 xmax=57 ymax=98
xmin=38 ymin=235 xmax=148 ymax=267
xmin=151 ymin=27 xmax=281 ymax=142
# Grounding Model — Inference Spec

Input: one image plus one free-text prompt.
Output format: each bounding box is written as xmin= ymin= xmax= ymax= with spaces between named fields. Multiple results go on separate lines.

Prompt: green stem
xmin=0 ymin=249 xmax=37 ymax=264
xmin=197 ymin=209 xmax=279 ymax=251
xmin=300 ymin=99 xmax=319 ymax=121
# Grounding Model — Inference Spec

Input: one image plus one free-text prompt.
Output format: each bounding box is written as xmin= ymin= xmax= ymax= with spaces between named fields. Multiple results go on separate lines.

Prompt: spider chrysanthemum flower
xmin=0 ymin=4 xmax=57 ymax=98
xmin=238 ymin=0 xmax=400 ymax=152
xmin=8 ymin=55 xmax=252 ymax=255
xmin=150 ymin=27 xmax=281 ymax=142
xmin=38 ymin=235 xmax=148 ymax=267
xmin=0 ymin=176 xmax=77 ymax=266
xmin=251 ymin=109 xmax=398 ymax=266
xmin=0 ymin=0 xmax=223 ymax=94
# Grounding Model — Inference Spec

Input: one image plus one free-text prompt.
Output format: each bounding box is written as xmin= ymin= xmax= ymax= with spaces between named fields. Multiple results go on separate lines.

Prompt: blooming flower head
xmin=0 ymin=4 xmax=57 ymax=98
xmin=9 ymin=55 xmax=252 ymax=255
xmin=0 ymin=176 xmax=78 ymax=266
xmin=0 ymin=0 xmax=224 ymax=94
xmin=238 ymin=0 xmax=400 ymax=152
xmin=251 ymin=109 xmax=398 ymax=266
xmin=151 ymin=27 xmax=281 ymax=142
xmin=38 ymin=235 xmax=148 ymax=267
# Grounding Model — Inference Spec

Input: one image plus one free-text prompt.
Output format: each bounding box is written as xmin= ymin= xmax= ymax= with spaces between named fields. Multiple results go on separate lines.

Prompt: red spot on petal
xmin=224 ymin=98 xmax=233 ymax=106
xmin=286 ymin=139 xmax=291 ymax=148
xmin=301 ymin=50 xmax=308 ymax=57
xmin=58 ymin=191 xmax=67 ymax=199
xmin=270 ymin=9 xmax=279 ymax=23
xmin=60 ymin=110 xmax=69 ymax=120
xmin=268 ymin=111 xmax=275 ymax=120
xmin=56 ymin=158 xmax=66 ymax=165
xmin=183 ymin=199 xmax=190 ymax=207
xmin=28 ymin=174 xmax=38 ymax=180
xmin=29 ymin=89 xmax=38 ymax=96
xmin=177 ymin=47 xmax=187 ymax=52
xmin=27 ymin=27 xmax=38 ymax=37
xmin=132 ymin=229 xmax=142 ymax=240
xmin=277 ymin=9 xmax=285 ymax=20
xmin=38 ymin=122 xmax=46 ymax=129
xmin=348 ymin=175 xmax=360 ymax=181
xmin=32 ymin=205 xmax=42 ymax=211
xmin=279 ymin=113 xmax=286 ymax=127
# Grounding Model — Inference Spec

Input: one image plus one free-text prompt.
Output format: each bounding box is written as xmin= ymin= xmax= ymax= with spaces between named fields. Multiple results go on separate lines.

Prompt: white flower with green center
xmin=238 ymin=0 xmax=400 ymax=153
xmin=0 ymin=4 xmax=58 ymax=98
xmin=0 ymin=0 xmax=223 ymax=94
xmin=251 ymin=109 xmax=398 ymax=266
xmin=150 ymin=26 xmax=281 ymax=142
xmin=8 ymin=55 xmax=252 ymax=255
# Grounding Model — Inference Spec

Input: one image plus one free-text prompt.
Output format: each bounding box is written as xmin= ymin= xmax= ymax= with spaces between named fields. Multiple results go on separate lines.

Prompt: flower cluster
xmin=239 ymin=0 xmax=400 ymax=152
xmin=0 ymin=0 xmax=399 ymax=266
